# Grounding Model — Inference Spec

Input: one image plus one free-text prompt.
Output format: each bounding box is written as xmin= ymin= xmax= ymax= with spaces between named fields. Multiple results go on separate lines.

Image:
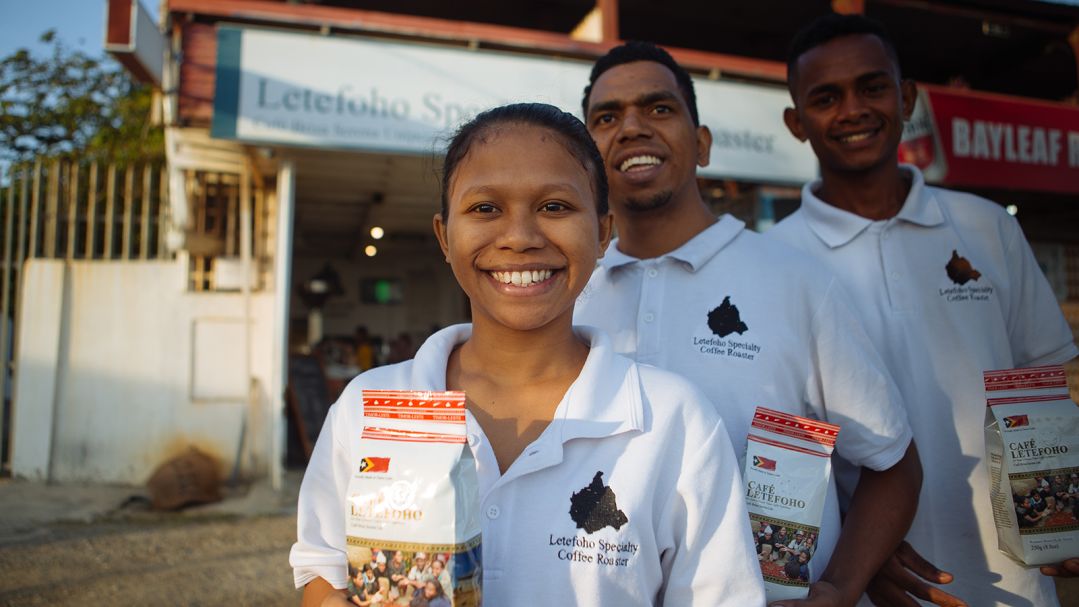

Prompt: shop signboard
xmin=211 ymin=26 xmax=817 ymax=184
xmin=901 ymin=85 xmax=1079 ymax=194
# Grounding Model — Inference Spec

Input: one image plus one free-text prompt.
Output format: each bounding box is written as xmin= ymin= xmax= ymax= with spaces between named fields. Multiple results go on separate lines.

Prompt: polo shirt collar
xmin=800 ymin=165 xmax=944 ymax=249
xmin=411 ymin=324 xmax=644 ymax=442
xmin=598 ymin=214 xmax=745 ymax=272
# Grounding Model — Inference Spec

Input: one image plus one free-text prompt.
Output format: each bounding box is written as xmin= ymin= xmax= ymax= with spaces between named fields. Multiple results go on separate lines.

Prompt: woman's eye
xmin=541 ymin=201 xmax=569 ymax=212
xmin=470 ymin=203 xmax=497 ymax=213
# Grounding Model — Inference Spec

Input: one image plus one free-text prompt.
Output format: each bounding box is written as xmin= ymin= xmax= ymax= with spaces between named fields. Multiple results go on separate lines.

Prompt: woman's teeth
xmin=491 ymin=269 xmax=553 ymax=286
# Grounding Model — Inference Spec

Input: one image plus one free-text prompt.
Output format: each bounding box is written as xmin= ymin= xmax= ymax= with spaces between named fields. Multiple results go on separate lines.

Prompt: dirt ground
xmin=0 ymin=514 xmax=298 ymax=606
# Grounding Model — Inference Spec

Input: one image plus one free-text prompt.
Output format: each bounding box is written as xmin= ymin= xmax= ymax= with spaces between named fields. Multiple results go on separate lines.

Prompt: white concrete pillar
xmin=269 ymin=159 xmax=295 ymax=490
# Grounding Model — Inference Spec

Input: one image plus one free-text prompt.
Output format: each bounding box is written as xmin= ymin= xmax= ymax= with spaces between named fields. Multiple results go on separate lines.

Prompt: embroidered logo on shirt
xmin=945 ymin=250 xmax=982 ymax=285
xmin=359 ymin=457 xmax=390 ymax=473
xmin=707 ymin=296 xmax=749 ymax=337
xmin=569 ymin=471 xmax=628 ymax=533
xmin=693 ymin=297 xmax=762 ymax=360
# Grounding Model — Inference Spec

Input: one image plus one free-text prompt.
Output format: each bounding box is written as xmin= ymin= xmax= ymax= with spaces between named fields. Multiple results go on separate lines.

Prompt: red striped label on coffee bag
xmin=362 ymin=426 xmax=466 ymax=444
xmin=984 ymin=365 xmax=1067 ymax=392
xmin=752 ymin=407 xmax=839 ymax=448
xmin=362 ymin=390 xmax=466 ymax=423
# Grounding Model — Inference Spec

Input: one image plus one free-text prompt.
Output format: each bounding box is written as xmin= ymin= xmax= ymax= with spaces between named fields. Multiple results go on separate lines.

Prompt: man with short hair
xmin=576 ymin=40 xmax=922 ymax=606
xmin=772 ymin=12 xmax=1079 ymax=606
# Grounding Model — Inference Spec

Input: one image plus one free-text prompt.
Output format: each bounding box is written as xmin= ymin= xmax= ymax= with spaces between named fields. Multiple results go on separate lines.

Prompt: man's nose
xmin=618 ymin=109 xmax=652 ymax=140
xmin=837 ymin=90 xmax=870 ymax=121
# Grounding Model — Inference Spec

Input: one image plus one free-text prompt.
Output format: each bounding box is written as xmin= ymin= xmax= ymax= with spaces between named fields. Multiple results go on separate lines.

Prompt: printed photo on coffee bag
xmin=985 ymin=365 xmax=1079 ymax=566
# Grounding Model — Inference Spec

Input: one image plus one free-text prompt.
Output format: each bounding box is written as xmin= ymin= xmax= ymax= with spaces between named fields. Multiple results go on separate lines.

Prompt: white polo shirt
xmin=574 ymin=215 xmax=913 ymax=580
xmin=769 ymin=166 xmax=1079 ymax=607
xmin=290 ymin=324 xmax=766 ymax=606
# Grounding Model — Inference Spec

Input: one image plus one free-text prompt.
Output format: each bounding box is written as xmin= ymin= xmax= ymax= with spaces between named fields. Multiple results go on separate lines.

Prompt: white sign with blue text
xmin=211 ymin=27 xmax=817 ymax=184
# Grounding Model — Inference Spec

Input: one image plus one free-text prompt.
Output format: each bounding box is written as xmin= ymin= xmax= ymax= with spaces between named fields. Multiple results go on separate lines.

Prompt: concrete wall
xmin=12 ymin=259 xmax=276 ymax=484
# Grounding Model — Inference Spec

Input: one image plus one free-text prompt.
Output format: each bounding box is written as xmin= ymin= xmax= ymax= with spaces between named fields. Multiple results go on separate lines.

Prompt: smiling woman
xmin=290 ymin=103 xmax=766 ymax=607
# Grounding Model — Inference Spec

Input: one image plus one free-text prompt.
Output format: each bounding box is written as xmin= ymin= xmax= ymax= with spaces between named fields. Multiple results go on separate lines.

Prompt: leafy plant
xmin=0 ymin=30 xmax=162 ymax=163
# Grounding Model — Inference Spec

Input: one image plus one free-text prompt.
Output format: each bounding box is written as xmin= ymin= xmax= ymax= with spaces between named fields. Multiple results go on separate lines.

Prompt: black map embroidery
xmin=707 ymin=296 xmax=749 ymax=338
xmin=569 ymin=471 xmax=628 ymax=534
xmin=945 ymin=249 xmax=982 ymax=285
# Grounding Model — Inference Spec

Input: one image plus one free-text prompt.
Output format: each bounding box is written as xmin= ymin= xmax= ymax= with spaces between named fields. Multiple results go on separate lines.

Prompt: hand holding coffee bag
xmin=984 ymin=365 xmax=1079 ymax=567
xmin=743 ymin=406 xmax=839 ymax=602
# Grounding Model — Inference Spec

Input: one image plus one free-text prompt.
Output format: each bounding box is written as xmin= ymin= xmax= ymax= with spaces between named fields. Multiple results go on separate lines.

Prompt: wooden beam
xmin=43 ymin=161 xmax=60 ymax=258
xmin=0 ymin=167 xmax=15 ymax=433
xmin=159 ymin=165 xmax=170 ymax=257
xmin=140 ymin=164 xmax=152 ymax=259
xmin=85 ymin=162 xmax=99 ymax=259
xmin=166 ymin=0 xmax=786 ymax=82
xmin=832 ymin=0 xmax=865 ymax=14
xmin=872 ymin=0 xmax=1076 ymax=35
xmin=122 ymin=165 xmax=135 ymax=260
xmin=67 ymin=163 xmax=79 ymax=260
xmin=599 ymin=0 xmax=619 ymax=44
xmin=1071 ymin=26 xmax=1079 ymax=94
xmin=28 ymin=162 xmax=41 ymax=259
xmin=104 ymin=165 xmax=117 ymax=258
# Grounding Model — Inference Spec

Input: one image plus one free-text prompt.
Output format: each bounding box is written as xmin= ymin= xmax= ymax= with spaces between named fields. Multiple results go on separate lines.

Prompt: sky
xmin=0 ymin=0 xmax=159 ymax=60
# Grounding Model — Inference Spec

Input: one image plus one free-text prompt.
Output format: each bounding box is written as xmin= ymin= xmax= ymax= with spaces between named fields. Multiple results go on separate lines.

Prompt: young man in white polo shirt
xmin=773 ymin=13 xmax=1079 ymax=607
xmin=575 ymin=41 xmax=921 ymax=607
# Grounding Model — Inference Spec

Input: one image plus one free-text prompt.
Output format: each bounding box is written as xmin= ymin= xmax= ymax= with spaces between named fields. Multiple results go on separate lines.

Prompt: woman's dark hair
xmin=426 ymin=580 xmax=445 ymax=596
xmin=440 ymin=102 xmax=608 ymax=220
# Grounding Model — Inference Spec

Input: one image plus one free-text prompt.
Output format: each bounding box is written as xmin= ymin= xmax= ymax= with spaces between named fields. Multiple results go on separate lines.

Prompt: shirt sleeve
xmin=659 ymin=417 xmax=766 ymax=606
xmin=806 ymin=277 xmax=913 ymax=471
xmin=289 ymin=401 xmax=353 ymax=590
xmin=1002 ymin=215 xmax=1079 ymax=367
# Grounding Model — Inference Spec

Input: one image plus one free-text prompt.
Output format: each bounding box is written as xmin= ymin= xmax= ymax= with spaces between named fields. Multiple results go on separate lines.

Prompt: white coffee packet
xmin=345 ymin=390 xmax=481 ymax=606
xmin=743 ymin=406 xmax=839 ymax=602
xmin=984 ymin=365 xmax=1079 ymax=566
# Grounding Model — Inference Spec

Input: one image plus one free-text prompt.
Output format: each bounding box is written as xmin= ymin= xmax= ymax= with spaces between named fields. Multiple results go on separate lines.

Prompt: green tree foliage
xmin=0 ymin=30 xmax=163 ymax=163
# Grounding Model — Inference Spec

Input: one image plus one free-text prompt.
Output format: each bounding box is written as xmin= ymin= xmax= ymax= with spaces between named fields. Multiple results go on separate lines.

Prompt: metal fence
xmin=0 ymin=159 xmax=170 ymax=475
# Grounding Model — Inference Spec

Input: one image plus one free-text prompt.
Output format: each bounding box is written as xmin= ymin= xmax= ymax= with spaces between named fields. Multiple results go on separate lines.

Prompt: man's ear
xmin=596 ymin=212 xmax=614 ymax=257
xmin=696 ymin=125 xmax=712 ymax=167
xmin=432 ymin=213 xmax=450 ymax=263
xmin=900 ymin=79 xmax=917 ymax=121
xmin=783 ymin=107 xmax=807 ymax=142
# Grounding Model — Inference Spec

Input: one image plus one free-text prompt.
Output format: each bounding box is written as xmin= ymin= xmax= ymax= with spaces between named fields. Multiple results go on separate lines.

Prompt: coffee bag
xmin=984 ymin=364 xmax=1079 ymax=566
xmin=345 ymin=390 xmax=482 ymax=606
xmin=743 ymin=406 xmax=839 ymax=602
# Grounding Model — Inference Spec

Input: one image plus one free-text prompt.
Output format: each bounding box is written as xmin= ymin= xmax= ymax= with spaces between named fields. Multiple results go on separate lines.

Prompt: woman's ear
xmin=597 ymin=212 xmax=614 ymax=257
xmin=433 ymin=212 xmax=450 ymax=263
